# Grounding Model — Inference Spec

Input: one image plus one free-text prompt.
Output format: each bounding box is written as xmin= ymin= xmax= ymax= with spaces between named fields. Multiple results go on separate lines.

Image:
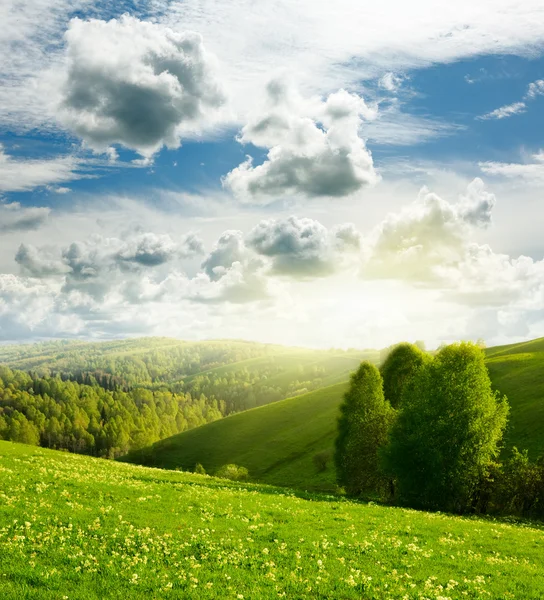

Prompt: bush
xmin=490 ymin=448 xmax=544 ymax=517
xmin=313 ymin=450 xmax=332 ymax=472
xmin=215 ymin=464 xmax=249 ymax=481
xmin=194 ymin=463 xmax=207 ymax=475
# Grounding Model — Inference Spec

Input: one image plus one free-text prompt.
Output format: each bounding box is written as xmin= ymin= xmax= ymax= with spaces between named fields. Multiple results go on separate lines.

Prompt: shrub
xmin=313 ymin=450 xmax=332 ymax=472
xmin=490 ymin=448 xmax=543 ymax=517
xmin=215 ymin=464 xmax=249 ymax=481
xmin=194 ymin=463 xmax=207 ymax=475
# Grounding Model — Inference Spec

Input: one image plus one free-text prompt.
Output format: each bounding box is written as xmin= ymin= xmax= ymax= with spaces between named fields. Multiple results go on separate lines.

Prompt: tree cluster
xmin=335 ymin=342 xmax=544 ymax=518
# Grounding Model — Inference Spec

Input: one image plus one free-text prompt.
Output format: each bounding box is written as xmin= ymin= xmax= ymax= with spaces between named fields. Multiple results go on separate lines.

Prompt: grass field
xmin=123 ymin=338 xmax=544 ymax=491
xmin=1 ymin=441 xmax=544 ymax=599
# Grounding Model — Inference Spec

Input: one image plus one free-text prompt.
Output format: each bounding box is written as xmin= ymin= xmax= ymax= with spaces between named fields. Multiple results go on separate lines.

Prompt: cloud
xmin=115 ymin=232 xmax=203 ymax=266
xmin=478 ymin=101 xmax=527 ymax=120
xmin=57 ymin=15 xmax=227 ymax=157
xmin=247 ymin=215 xmax=362 ymax=278
xmin=0 ymin=144 xmax=82 ymax=192
xmin=379 ymin=72 xmax=404 ymax=92
xmin=479 ymin=151 xmax=544 ymax=183
xmin=15 ymin=243 xmax=68 ymax=277
xmin=477 ymin=78 xmax=544 ymax=121
xmin=223 ymin=81 xmax=379 ymax=202
xmin=332 ymin=223 xmax=362 ymax=251
xmin=199 ymin=230 xmax=271 ymax=302
xmin=525 ymin=79 xmax=544 ymax=100
xmin=363 ymin=178 xmax=497 ymax=283
xmin=0 ymin=201 xmax=50 ymax=232
xmin=456 ymin=177 xmax=496 ymax=226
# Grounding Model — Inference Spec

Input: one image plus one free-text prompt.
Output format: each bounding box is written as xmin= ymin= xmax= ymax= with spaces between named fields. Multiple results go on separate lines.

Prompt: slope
xmin=2 ymin=441 xmax=544 ymax=599
xmin=123 ymin=382 xmax=348 ymax=491
xmin=123 ymin=337 xmax=544 ymax=491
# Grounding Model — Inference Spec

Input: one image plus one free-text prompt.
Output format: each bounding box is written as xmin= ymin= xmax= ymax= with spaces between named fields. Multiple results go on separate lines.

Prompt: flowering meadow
xmin=0 ymin=441 xmax=543 ymax=599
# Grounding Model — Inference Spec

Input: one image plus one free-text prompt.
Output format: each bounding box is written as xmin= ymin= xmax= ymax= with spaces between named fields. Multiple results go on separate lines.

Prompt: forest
xmin=0 ymin=338 xmax=372 ymax=457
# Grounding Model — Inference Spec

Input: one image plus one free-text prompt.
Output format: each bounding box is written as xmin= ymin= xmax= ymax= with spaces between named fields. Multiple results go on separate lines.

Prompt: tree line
xmin=335 ymin=342 xmax=544 ymax=519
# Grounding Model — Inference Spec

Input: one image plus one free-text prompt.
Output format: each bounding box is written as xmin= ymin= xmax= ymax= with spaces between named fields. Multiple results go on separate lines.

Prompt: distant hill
xmin=0 ymin=337 xmax=377 ymax=415
xmin=123 ymin=337 xmax=544 ymax=491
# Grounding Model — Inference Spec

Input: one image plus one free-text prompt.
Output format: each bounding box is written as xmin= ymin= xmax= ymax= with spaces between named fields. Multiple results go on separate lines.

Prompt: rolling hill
xmin=2 ymin=441 xmax=544 ymax=599
xmin=123 ymin=337 xmax=544 ymax=491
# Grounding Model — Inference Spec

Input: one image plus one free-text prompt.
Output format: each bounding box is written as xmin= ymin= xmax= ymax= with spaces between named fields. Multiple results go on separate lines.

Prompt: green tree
xmin=335 ymin=362 xmax=395 ymax=497
xmin=383 ymin=342 xmax=509 ymax=513
xmin=380 ymin=342 xmax=428 ymax=409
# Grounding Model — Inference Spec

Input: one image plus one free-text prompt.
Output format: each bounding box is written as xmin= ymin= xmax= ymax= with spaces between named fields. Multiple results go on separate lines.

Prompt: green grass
xmin=1 ymin=441 xmax=544 ymax=599
xmin=485 ymin=338 xmax=544 ymax=458
xmin=123 ymin=338 xmax=544 ymax=491
xmin=123 ymin=382 xmax=348 ymax=491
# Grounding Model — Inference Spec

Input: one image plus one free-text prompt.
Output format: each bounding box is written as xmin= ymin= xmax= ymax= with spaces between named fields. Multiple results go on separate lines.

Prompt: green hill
xmin=2 ymin=441 xmax=544 ymax=599
xmin=124 ymin=338 xmax=544 ymax=491
xmin=123 ymin=382 xmax=348 ymax=491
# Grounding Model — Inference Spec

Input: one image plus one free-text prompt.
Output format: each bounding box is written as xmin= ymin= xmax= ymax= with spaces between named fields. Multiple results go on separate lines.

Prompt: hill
xmin=0 ymin=337 xmax=377 ymax=414
xmin=123 ymin=382 xmax=348 ymax=491
xmin=123 ymin=337 xmax=544 ymax=491
xmin=1 ymin=441 xmax=543 ymax=599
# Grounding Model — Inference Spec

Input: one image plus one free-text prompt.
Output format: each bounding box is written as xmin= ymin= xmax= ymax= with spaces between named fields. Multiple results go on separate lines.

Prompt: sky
xmin=1 ymin=0 xmax=544 ymax=349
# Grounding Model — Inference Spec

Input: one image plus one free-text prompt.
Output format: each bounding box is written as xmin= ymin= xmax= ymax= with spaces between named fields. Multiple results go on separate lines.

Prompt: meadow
xmin=1 ymin=441 xmax=544 ymax=599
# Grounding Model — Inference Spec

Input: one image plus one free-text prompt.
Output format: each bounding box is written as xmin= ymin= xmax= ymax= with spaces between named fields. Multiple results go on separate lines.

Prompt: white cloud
xmin=363 ymin=178 xmax=497 ymax=283
xmin=379 ymin=72 xmax=405 ymax=92
xmin=479 ymin=151 xmax=544 ymax=183
xmin=525 ymin=79 xmax=544 ymax=100
xmin=478 ymin=101 xmax=527 ymax=120
xmin=477 ymin=78 xmax=544 ymax=121
xmin=364 ymin=101 xmax=465 ymax=146
xmin=247 ymin=215 xmax=361 ymax=277
xmin=0 ymin=144 xmax=83 ymax=192
xmin=224 ymin=81 xmax=378 ymax=202
xmin=57 ymin=15 xmax=227 ymax=157
xmin=0 ymin=201 xmax=50 ymax=232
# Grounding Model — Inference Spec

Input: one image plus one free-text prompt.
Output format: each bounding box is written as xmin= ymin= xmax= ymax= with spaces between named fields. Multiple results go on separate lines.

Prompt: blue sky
xmin=0 ymin=0 xmax=543 ymax=348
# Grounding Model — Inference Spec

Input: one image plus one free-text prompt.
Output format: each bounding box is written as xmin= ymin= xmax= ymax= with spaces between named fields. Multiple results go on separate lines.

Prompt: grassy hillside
xmin=123 ymin=382 xmax=348 ymax=491
xmin=485 ymin=337 xmax=544 ymax=458
xmin=124 ymin=338 xmax=544 ymax=491
xmin=1 ymin=441 xmax=544 ymax=599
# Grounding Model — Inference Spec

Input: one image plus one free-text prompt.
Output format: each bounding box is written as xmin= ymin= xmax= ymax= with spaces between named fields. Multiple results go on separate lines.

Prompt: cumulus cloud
xmin=363 ymin=178 xmax=496 ymax=283
xmin=199 ymin=230 xmax=271 ymax=302
xmin=360 ymin=177 xmax=544 ymax=318
xmin=332 ymin=223 xmax=362 ymax=251
xmin=115 ymin=232 xmax=203 ymax=266
xmin=0 ymin=201 xmax=50 ymax=232
xmin=15 ymin=243 xmax=68 ymax=277
xmin=247 ymin=215 xmax=362 ymax=277
xmin=57 ymin=15 xmax=226 ymax=157
xmin=223 ymin=80 xmax=378 ymax=202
